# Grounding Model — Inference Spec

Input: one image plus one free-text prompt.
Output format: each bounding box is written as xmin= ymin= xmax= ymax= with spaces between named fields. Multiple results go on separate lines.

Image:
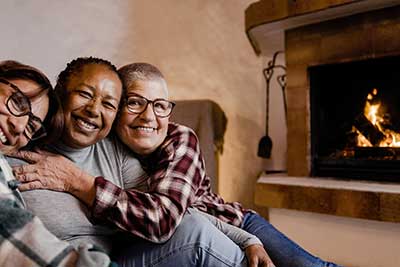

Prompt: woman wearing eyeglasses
xmin=0 ymin=60 xmax=60 ymax=154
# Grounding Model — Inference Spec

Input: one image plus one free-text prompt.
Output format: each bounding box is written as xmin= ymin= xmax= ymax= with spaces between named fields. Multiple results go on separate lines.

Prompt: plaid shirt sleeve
xmin=92 ymin=125 xmax=205 ymax=243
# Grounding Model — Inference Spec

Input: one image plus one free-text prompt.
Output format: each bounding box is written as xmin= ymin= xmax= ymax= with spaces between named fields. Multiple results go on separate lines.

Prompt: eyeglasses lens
xmin=1 ymin=80 xmax=47 ymax=141
xmin=25 ymin=117 xmax=46 ymax=140
xmin=7 ymin=91 xmax=31 ymax=116
xmin=153 ymin=100 xmax=173 ymax=117
xmin=127 ymin=96 xmax=173 ymax=117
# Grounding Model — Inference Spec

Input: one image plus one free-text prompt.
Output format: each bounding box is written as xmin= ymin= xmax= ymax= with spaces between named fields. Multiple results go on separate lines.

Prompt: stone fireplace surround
xmin=286 ymin=6 xmax=400 ymax=177
xmin=246 ymin=2 xmax=400 ymax=222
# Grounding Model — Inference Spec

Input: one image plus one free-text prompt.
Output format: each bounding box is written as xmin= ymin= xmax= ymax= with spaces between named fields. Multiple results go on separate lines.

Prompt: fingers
xmin=16 ymin=171 xmax=50 ymax=191
xmin=249 ymin=256 xmax=275 ymax=267
xmin=262 ymin=257 xmax=276 ymax=267
xmin=248 ymin=257 xmax=258 ymax=267
xmin=10 ymin=150 xmax=43 ymax=163
xmin=14 ymin=171 xmax=40 ymax=183
xmin=12 ymin=164 xmax=37 ymax=177
xmin=245 ymin=244 xmax=276 ymax=267
xmin=18 ymin=180 xmax=44 ymax=191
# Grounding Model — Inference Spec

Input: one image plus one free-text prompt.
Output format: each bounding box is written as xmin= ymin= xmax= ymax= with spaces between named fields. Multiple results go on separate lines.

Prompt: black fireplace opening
xmin=310 ymin=55 xmax=400 ymax=182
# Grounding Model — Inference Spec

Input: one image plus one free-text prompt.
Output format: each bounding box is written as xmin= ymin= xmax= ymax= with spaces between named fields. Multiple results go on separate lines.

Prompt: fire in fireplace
xmin=310 ymin=55 xmax=400 ymax=181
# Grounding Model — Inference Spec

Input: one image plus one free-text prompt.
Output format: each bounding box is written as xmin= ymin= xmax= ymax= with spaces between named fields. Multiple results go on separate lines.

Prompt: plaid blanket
xmin=0 ymin=153 xmax=116 ymax=267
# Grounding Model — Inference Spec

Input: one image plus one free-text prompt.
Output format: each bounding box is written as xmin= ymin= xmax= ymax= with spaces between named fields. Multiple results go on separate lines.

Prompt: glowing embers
xmin=352 ymin=88 xmax=400 ymax=148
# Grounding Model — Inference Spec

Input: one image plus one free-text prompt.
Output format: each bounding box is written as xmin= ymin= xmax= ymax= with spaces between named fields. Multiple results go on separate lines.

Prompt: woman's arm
xmin=192 ymin=209 xmax=275 ymax=267
xmin=193 ymin=209 xmax=261 ymax=249
xmin=11 ymin=149 xmax=97 ymax=206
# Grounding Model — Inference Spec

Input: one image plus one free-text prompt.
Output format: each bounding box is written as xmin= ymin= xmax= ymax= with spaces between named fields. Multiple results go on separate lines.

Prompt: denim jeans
xmin=113 ymin=209 xmax=248 ymax=267
xmin=241 ymin=212 xmax=341 ymax=267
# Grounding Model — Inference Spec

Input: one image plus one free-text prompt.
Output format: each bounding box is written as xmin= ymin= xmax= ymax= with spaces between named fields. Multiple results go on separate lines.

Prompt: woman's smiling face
xmin=116 ymin=78 xmax=170 ymax=155
xmin=0 ymin=79 xmax=49 ymax=154
xmin=61 ymin=64 xmax=122 ymax=149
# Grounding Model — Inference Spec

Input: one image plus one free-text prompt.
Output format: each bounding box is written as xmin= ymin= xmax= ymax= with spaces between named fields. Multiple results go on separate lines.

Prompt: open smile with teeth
xmin=75 ymin=117 xmax=98 ymax=131
xmin=0 ymin=128 xmax=8 ymax=145
xmin=134 ymin=126 xmax=157 ymax=133
xmin=0 ymin=128 xmax=9 ymax=145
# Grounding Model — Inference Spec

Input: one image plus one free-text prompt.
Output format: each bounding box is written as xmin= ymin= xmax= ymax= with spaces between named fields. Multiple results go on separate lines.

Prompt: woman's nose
xmin=140 ymin=103 xmax=156 ymax=121
xmin=84 ymin=98 xmax=101 ymax=117
xmin=8 ymin=115 xmax=29 ymax=136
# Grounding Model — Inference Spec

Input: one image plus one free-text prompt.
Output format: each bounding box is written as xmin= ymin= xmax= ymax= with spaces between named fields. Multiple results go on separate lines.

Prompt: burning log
xmin=354 ymin=147 xmax=400 ymax=159
xmin=353 ymin=113 xmax=385 ymax=146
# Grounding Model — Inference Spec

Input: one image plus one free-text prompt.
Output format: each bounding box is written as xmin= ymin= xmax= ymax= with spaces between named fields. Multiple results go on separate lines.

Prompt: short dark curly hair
xmin=54 ymin=56 xmax=119 ymax=100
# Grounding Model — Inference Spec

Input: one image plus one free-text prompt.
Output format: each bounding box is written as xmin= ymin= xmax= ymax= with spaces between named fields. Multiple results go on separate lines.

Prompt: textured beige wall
xmin=0 ymin=0 xmax=265 ymax=209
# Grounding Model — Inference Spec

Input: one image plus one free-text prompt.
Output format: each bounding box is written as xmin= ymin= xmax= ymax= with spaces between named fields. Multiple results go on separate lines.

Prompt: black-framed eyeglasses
xmin=125 ymin=94 xmax=175 ymax=118
xmin=0 ymin=78 xmax=47 ymax=141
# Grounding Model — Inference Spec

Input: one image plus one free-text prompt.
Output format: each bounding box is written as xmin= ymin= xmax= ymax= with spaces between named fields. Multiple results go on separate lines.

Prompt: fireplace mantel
xmin=245 ymin=0 xmax=400 ymax=55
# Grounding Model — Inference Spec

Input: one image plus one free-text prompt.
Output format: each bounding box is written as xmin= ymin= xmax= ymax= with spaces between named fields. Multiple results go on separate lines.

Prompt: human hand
xmin=11 ymin=149 xmax=96 ymax=206
xmin=245 ymin=244 xmax=276 ymax=267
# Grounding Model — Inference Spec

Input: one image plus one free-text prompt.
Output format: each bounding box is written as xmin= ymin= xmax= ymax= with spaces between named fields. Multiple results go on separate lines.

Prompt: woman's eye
xmin=25 ymin=122 xmax=35 ymax=134
xmin=154 ymin=101 xmax=168 ymax=110
xmin=77 ymin=90 xmax=92 ymax=99
xmin=154 ymin=102 xmax=163 ymax=109
xmin=128 ymin=100 xmax=142 ymax=106
xmin=103 ymin=101 xmax=117 ymax=110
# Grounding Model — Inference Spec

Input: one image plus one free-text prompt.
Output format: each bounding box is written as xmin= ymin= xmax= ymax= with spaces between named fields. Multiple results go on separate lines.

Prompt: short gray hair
xmin=118 ymin=62 xmax=165 ymax=90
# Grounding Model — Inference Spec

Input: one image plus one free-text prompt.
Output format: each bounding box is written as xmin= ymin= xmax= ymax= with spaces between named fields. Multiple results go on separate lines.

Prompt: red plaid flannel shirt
xmin=92 ymin=123 xmax=247 ymax=243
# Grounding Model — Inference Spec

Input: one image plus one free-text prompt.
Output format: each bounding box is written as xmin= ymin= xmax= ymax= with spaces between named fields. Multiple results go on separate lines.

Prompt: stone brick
xmin=371 ymin=20 xmax=400 ymax=56
xmin=320 ymin=20 xmax=370 ymax=63
xmin=286 ymin=64 xmax=309 ymax=89
xmin=287 ymin=85 xmax=308 ymax=110
xmin=286 ymin=30 xmax=322 ymax=65
xmin=380 ymin=194 xmax=400 ymax=222
xmin=287 ymin=108 xmax=309 ymax=176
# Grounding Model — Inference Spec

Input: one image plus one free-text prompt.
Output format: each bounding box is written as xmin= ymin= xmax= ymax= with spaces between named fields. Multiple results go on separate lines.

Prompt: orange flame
xmin=355 ymin=88 xmax=400 ymax=147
